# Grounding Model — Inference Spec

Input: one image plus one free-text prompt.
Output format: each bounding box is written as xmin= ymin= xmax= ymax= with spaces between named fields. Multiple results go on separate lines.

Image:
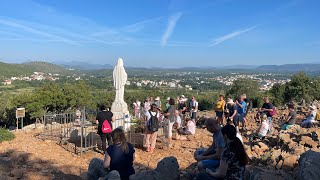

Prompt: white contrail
xmin=210 ymin=25 xmax=258 ymax=47
xmin=161 ymin=12 xmax=182 ymax=46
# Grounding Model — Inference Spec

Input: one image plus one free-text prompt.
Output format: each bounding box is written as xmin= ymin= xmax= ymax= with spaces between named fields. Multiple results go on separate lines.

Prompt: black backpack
xmin=148 ymin=110 xmax=159 ymax=132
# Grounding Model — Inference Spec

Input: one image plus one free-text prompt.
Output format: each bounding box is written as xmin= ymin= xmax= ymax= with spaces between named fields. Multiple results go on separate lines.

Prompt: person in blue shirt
xmin=194 ymin=118 xmax=225 ymax=172
xmin=235 ymin=95 xmax=247 ymax=131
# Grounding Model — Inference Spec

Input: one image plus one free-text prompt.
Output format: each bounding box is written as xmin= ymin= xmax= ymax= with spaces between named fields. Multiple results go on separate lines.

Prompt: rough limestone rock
xmin=298 ymin=151 xmax=320 ymax=180
xmin=257 ymin=142 xmax=269 ymax=152
xmin=282 ymin=154 xmax=299 ymax=171
xmin=0 ymin=157 xmax=13 ymax=172
xmin=245 ymin=166 xmax=292 ymax=180
xmin=130 ymin=156 xmax=179 ymax=180
xmin=300 ymin=136 xmax=318 ymax=148
xmin=294 ymin=145 xmax=305 ymax=155
xmin=87 ymin=158 xmax=107 ymax=180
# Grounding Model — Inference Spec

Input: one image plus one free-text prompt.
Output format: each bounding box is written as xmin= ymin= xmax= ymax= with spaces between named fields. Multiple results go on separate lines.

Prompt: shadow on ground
xmin=0 ymin=149 xmax=86 ymax=180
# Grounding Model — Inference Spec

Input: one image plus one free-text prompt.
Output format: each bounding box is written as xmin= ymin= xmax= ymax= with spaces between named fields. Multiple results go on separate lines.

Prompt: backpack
xmin=148 ymin=111 xmax=159 ymax=132
xmin=269 ymin=106 xmax=276 ymax=116
xmin=316 ymin=112 xmax=320 ymax=121
xmin=102 ymin=120 xmax=112 ymax=133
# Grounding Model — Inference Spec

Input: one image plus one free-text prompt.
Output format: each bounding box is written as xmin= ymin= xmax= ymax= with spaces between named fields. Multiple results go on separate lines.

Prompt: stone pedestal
xmin=111 ymin=101 xmax=130 ymax=131
xmin=111 ymin=101 xmax=129 ymax=120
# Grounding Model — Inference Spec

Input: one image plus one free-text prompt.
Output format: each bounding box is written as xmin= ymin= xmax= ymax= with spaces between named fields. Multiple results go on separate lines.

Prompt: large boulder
xmin=298 ymin=150 xmax=320 ymax=180
xmin=155 ymin=156 xmax=179 ymax=180
xmin=130 ymin=156 xmax=179 ymax=180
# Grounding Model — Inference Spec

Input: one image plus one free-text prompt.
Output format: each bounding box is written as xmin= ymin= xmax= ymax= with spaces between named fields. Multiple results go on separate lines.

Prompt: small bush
xmin=0 ymin=128 xmax=15 ymax=142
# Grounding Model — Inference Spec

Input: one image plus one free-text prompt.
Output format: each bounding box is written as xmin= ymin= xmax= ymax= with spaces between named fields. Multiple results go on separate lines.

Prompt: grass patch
xmin=0 ymin=128 xmax=15 ymax=142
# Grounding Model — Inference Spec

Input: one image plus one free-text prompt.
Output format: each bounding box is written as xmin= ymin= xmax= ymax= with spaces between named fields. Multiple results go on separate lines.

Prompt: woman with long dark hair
xmin=197 ymin=125 xmax=249 ymax=179
xmin=103 ymin=128 xmax=135 ymax=180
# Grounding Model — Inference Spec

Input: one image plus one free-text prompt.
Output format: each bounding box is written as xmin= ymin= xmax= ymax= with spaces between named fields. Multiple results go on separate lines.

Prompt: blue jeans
xmin=200 ymin=160 xmax=220 ymax=170
xmin=196 ymin=149 xmax=220 ymax=170
xmin=191 ymin=112 xmax=197 ymax=120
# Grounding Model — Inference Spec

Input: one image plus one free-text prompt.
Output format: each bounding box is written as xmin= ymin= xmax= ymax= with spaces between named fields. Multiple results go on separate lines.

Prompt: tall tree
xmin=63 ymin=81 xmax=95 ymax=110
xmin=226 ymin=78 xmax=260 ymax=99
xmin=284 ymin=72 xmax=313 ymax=102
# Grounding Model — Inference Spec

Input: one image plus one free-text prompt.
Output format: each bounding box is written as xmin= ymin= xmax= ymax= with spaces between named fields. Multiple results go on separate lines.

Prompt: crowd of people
xmin=88 ymin=94 xmax=319 ymax=180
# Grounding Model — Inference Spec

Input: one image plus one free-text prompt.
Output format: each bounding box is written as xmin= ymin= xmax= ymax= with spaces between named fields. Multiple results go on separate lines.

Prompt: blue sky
xmin=0 ymin=0 xmax=319 ymax=67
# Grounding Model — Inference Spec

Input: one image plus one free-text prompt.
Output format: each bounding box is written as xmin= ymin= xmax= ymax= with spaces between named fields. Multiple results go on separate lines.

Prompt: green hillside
xmin=22 ymin=61 xmax=70 ymax=74
xmin=0 ymin=61 xmax=70 ymax=79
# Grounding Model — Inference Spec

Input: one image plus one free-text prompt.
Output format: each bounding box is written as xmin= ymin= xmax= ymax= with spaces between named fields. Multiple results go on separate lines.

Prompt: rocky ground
xmin=0 ymin=109 xmax=319 ymax=180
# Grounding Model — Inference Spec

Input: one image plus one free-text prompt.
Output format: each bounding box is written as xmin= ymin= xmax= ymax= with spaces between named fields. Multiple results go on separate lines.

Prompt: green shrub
xmin=0 ymin=128 xmax=15 ymax=142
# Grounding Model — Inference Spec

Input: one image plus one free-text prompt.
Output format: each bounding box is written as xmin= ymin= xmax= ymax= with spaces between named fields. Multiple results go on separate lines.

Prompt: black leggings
xmin=100 ymin=133 xmax=112 ymax=153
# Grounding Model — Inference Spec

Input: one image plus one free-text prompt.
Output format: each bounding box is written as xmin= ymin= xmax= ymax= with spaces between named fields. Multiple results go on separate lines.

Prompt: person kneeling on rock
xmin=250 ymin=114 xmax=269 ymax=141
xmin=194 ymin=118 xmax=225 ymax=172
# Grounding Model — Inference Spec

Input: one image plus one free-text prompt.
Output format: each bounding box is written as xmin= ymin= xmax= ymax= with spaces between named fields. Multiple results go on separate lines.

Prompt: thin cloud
xmin=210 ymin=25 xmax=258 ymax=47
xmin=122 ymin=16 xmax=163 ymax=33
xmin=0 ymin=18 xmax=79 ymax=45
xmin=161 ymin=12 xmax=182 ymax=46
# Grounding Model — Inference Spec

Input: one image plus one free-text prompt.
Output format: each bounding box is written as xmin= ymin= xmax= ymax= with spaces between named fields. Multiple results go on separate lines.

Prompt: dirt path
xmin=0 ymin=128 xmax=213 ymax=180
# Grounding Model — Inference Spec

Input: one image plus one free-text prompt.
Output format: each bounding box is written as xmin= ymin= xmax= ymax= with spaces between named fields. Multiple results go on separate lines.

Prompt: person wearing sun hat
xmin=301 ymin=105 xmax=318 ymax=128
xmin=155 ymin=96 xmax=161 ymax=110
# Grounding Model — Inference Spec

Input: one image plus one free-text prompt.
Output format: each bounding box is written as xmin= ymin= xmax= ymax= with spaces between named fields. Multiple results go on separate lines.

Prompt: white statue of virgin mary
xmin=111 ymin=58 xmax=129 ymax=123
xmin=113 ymin=58 xmax=127 ymax=102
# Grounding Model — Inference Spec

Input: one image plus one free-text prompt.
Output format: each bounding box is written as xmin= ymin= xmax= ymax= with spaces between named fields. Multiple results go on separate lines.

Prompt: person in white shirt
xmin=133 ymin=100 xmax=141 ymax=119
xmin=175 ymin=110 xmax=182 ymax=128
xmin=301 ymin=105 xmax=318 ymax=128
xmin=175 ymin=118 xmax=196 ymax=140
xmin=190 ymin=96 xmax=199 ymax=120
xmin=144 ymin=98 xmax=151 ymax=114
xmin=256 ymin=114 xmax=269 ymax=138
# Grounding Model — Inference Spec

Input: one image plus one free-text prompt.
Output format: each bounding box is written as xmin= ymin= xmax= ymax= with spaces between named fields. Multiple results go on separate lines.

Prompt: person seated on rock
xmin=175 ymin=118 xmax=196 ymax=140
xmin=254 ymin=114 xmax=269 ymax=139
xmin=174 ymin=110 xmax=182 ymax=128
xmin=282 ymin=104 xmax=297 ymax=130
xmin=301 ymin=105 xmax=317 ymax=128
xmin=87 ymin=128 xmax=134 ymax=180
xmin=104 ymin=128 xmax=135 ymax=180
xmin=196 ymin=125 xmax=249 ymax=180
xmin=194 ymin=118 xmax=225 ymax=172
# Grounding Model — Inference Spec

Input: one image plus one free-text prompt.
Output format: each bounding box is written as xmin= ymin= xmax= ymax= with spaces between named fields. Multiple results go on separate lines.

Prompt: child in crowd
xmin=250 ymin=114 xmax=269 ymax=140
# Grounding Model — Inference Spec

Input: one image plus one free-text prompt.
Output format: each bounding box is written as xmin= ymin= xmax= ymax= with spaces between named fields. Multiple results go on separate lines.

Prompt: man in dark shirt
xmin=282 ymin=104 xmax=297 ymax=130
xmin=96 ymin=105 xmax=115 ymax=153
xmin=260 ymin=97 xmax=274 ymax=118
xmin=227 ymin=99 xmax=239 ymax=126
xmin=178 ymin=98 xmax=187 ymax=124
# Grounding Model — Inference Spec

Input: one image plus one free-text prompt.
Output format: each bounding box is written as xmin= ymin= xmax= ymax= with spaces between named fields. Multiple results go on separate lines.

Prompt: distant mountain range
xmin=256 ymin=64 xmax=320 ymax=72
xmin=52 ymin=61 xmax=320 ymax=72
xmin=0 ymin=61 xmax=319 ymax=80
xmin=54 ymin=61 xmax=113 ymax=70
